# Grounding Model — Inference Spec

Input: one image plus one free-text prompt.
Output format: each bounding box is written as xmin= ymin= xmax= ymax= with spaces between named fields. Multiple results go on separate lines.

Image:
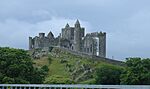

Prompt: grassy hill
xmin=32 ymin=47 xmax=124 ymax=84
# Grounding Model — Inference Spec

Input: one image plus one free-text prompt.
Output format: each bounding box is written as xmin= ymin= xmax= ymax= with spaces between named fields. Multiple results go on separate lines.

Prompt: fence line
xmin=0 ymin=84 xmax=150 ymax=89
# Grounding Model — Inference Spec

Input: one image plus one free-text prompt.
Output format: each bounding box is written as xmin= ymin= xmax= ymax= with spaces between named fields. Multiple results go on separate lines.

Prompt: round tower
xmin=75 ymin=19 xmax=80 ymax=28
xmin=74 ymin=20 xmax=82 ymax=51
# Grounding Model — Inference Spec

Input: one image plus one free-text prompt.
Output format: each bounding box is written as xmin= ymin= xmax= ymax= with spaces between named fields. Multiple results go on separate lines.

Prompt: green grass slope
xmin=33 ymin=47 xmax=124 ymax=84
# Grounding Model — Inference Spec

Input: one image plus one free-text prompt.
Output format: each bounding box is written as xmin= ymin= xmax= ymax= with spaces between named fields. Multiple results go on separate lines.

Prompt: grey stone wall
xmin=29 ymin=31 xmax=58 ymax=51
xmin=81 ymin=32 xmax=106 ymax=57
xmin=60 ymin=47 xmax=124 ymax=66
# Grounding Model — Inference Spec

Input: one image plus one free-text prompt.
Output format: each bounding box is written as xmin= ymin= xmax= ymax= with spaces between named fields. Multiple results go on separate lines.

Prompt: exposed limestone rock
xmin=69 ymin=61 xmax=94 ymax=82
xmin=30 ymin=48 xmax=48 ymax=59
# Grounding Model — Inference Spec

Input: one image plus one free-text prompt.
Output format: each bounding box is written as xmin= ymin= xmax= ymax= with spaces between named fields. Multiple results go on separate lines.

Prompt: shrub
xmin=95 ymin=64 xmax=123 ymax=85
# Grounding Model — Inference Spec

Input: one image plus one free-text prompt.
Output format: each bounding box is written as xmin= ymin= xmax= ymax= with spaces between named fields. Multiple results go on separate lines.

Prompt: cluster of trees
xmin=0 ymin=47 xmax=48 ymax=84
xmin=95 ymin=64 xmax=123 ymax=84
xmin=95 ymin=58 xmax=150 ymax=85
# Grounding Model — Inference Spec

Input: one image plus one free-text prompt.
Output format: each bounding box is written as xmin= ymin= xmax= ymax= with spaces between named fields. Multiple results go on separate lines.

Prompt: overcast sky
xmin=0 ymin=0 xmax=150 ymax=60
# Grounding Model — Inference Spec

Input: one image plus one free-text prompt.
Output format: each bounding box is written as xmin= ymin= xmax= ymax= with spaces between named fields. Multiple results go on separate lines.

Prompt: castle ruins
xmin=29 ymin=20 xmax=106 ymax=57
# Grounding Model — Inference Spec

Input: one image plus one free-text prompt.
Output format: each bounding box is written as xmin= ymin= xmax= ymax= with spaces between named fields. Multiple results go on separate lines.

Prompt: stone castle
xmin=29 ymin=20 xmax=106 ymax=57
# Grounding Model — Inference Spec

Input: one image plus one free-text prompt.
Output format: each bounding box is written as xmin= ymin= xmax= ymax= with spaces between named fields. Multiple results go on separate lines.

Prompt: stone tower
xmin=29 ymin=37 xmax=33 ymax=50
xmin=74 ymin=20 xmax=83 ymax=51
xmin=39 ymin=33 xmax=45 ymax=38
xmin=98 ymin=32 xmax=106 ymax=57
xmin=82 ymin=32 xmax=106 ymax=57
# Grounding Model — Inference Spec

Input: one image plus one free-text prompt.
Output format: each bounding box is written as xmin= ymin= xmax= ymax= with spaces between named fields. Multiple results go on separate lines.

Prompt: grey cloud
xmin=0 ymin=17 xmax=91 ymax=49
xmin=0 ymin=0 xmax=150 ymax=60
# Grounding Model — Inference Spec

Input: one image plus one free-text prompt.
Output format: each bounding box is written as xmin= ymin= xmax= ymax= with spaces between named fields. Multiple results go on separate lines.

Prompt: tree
xmin=95 ymin=64 xmax=123 ymax=85
xmin=41 ymin=65 xmax=49 ymax=72
xmin=0 ymin=47 xmax=47 ymax=84
xmin=120 ymin=57 xmax=150 ymax=85
xmin=44 ymin=75 xmax=74 ymax=84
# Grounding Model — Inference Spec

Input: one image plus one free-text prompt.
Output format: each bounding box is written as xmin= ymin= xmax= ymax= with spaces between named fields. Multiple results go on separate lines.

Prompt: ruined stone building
xmin=29 ymin=20 xmax=106 ymax=57
xmin=29 ymin=32 xmax=59 ymax=51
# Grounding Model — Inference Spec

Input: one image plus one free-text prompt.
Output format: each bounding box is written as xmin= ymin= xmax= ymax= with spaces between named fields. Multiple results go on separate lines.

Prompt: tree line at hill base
xmin=0 ymin=47 xmax=150 ymax=84
xmin=0 ymin=47 xmax=49 ymax=84
xmin=95 ymin=57 xmax=150 ymax=85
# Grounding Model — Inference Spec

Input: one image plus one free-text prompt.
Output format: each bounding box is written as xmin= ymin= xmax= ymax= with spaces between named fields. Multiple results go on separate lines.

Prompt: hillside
xmin=32 ymin=47 xmax=124 ymax=84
